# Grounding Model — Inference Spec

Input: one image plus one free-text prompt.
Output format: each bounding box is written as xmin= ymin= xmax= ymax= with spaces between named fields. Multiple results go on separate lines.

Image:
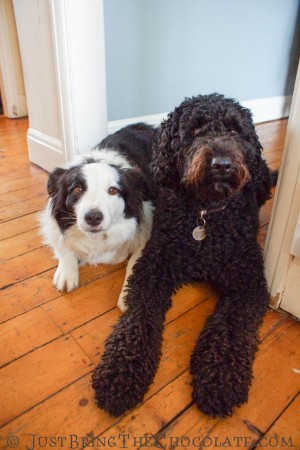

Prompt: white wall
xmin=104 ymin=0 xmax=300 ymax=121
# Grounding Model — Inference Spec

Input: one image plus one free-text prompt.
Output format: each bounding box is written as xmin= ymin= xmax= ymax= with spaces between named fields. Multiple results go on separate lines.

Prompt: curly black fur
xmin=92 ymin=93 xmax=272 ymax=418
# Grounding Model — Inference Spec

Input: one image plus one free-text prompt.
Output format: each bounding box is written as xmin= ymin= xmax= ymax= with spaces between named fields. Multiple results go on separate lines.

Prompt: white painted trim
xmin=291 ymin=212 xmax=300 ymax=258
xmin=280 ymin=257 xmax=300 ymax=319
xmin=0 ymin=0 xmax=27 ymax=117
xmin=49 ymin=0 xmax=108 ymax=161
xmin=27 ymin=128 xmax=65 ymax=171
xmin=107 ymin=95 xmax=292 ymax=134
xmin=264 ymin=62 xmax=300 ymax=301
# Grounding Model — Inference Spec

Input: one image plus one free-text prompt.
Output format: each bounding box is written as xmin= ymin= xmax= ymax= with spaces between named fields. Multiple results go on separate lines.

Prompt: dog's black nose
xmin=211 ymin=157 xmax=233 ymax=175
xmin=84 ymin=209 xmax=103 ymax=226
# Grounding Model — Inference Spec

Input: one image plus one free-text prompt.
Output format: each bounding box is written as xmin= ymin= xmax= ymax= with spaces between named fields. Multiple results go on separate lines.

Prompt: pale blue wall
xmin=103 ymin=0 xmax=300 ymax=120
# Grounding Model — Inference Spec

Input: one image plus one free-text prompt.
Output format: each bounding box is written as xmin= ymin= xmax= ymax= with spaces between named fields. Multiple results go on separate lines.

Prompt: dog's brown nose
xmin=211 ymin=157 xmax=233 ymax=175
xmin=84 ymin=209 xmax=103 ymax=226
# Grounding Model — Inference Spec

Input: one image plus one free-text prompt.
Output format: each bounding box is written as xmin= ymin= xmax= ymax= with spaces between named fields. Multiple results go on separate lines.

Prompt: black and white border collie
xmin=40 ymin=124 xmax=156 ymax=311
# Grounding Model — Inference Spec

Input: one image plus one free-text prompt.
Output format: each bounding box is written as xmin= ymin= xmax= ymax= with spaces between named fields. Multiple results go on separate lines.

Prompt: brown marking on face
xmin=182 ymin=136 xmax=250 ymax=201
xmin=184 ymin=145 xmax=212 ymax=187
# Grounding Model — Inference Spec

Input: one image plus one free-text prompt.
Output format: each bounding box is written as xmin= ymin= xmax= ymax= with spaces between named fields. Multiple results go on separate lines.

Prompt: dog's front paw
xmin=92 ymin=313 xmax=162 ymax=416
xmin=92 ymin=351 xmax=149 ymax=416
xmin=191 ymin=368 xmax=249 ymax=417
xmin=190 ymin=338 xmax=252 ymax=417
xmin=53 ymin=263 xmax=79 ymax=292
xmin=117 ymin=290 xmax=128 ymax=313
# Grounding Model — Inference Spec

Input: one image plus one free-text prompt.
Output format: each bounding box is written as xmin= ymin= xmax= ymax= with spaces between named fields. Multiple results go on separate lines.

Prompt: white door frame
xmin=13 ymin=0 xmax=107 ymax=171
xmin=48 ymin=0 xmax=108 ymax=162
xmin=264 ymin=60 xmax=300 ymax=306
xmin=0 ymin=0 xmax=27 ymax=118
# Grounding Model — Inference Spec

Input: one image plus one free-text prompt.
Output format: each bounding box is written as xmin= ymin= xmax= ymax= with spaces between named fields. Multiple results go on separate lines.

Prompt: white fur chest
xmin=64 ymin=217 xmax=138 ymax=265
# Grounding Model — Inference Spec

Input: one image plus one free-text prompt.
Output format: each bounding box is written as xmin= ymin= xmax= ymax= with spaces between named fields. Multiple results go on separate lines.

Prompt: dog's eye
xmin=230 ymin=130 xmax=238 ymax=136
xmin=73 ymin=185 xmax=83 ymax=195
xmin=108 ymin=187 xmax=119 ymax=196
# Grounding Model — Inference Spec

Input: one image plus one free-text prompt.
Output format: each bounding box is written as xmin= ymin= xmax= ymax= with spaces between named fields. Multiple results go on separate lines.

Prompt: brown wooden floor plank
xmin=0 ymin=212 xmax=40 ymax=240
xmin=157 ymin=411 xmax=258 ymax=450
xmin=0 ymin=183 xmax=47 ymax=208
xmin=236 ymin=319 xmax=300 ymax=431
xmin=0 ymin=173 xmax=46 ymax=195
xmin=0 ymin=228 xmax=43 ymax=261
xmin=256 ymin=119 xmax=287 ymax=137
xmin=0 ymin=165 xmax=44 ymax=183
xmin=0 ymin=161 xmax=34 ymax=178
xmin=0 ymin=335 xmax=93 ymax=427
xmin=0 ymin=263 xmax=125 ymax=323
xmin=0 ymin=307 xmax=62 ymax=367
xmin=1 ymin=246 xmax=55 ymax=288
xmin=43 ymin=268 xmax=127 ymax=332
xmin=259 ymin=393 xmax=300 ymax=448
xmin=259 ymin=308 xmax=288 ymax=339
xmin=0 ymin=193 xmax=47 ymax=222
xmin=0 ymin=374 xmax=109 ymax=450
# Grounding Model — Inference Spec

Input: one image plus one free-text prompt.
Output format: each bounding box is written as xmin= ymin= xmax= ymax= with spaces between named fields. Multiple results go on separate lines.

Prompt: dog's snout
xmin=84 ymin=209 xmax=103 ymax=226
xmin=211 ymin=157 xmax=233 ymax=175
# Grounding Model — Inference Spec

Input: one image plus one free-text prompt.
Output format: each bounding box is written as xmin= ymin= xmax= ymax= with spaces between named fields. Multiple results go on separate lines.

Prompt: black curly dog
xmin=92 ymin=93 xmax=273 ymax=418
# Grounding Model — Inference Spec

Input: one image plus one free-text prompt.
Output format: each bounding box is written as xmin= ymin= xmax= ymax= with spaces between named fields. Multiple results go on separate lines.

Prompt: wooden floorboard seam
xmin=251 ymin=391 xmax=300 ymax=449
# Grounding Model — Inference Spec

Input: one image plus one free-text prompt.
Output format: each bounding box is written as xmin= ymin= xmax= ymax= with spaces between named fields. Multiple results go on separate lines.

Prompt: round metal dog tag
xmin=192 ymin=226 xmax=206 ymax=241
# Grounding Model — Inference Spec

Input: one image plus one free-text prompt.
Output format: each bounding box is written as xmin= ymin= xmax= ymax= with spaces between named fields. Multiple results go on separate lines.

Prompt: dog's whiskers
xmin=59 ymin=210 xmax=76 ymax=217
xmin=60 ymin=217 xmax=76 ymax=225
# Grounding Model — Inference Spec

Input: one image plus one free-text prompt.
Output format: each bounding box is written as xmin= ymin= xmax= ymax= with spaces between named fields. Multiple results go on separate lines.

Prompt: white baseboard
xmin=242 ymin=95 xmax=292 ymax=124
xmin=27 ymin=128 xmax=65 ymax=172
xmin=108 ymin=95 xmax=292 ymax=134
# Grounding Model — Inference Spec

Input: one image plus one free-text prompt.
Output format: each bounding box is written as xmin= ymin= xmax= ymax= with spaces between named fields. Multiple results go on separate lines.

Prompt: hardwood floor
xmin=0 ymin=117 xmax=299 ymax=449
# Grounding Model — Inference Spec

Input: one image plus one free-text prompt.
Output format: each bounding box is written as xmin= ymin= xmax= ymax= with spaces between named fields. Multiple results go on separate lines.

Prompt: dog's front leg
xmin=53 ymin=246 xmax=79 ymax=292
xmin=117 ymin=246 xmax=144 ymax=313
xmin=92 ymin=236 xmax=185 ymax=417
xmin=190 ymin=246 xmax=269 ymax=417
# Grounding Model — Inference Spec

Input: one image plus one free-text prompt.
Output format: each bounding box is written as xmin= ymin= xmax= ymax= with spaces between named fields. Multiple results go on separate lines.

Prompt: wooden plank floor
xmin=0 ymin=117 xmax=299 ymax=449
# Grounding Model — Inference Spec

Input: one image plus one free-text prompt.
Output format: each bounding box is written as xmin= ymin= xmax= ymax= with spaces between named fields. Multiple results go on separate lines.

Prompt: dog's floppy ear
xmin=47 ymin=167 xmax=67 ymax=197
xmin=120 ymin=167 xmax=153 ymax=223
xmin=239 ymin=108 xmax=273 ymax=207
xmin=151 ymin=114 xmax=181 ymax=188
xmin=251 ymin=156 xmax=273 ymax=207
